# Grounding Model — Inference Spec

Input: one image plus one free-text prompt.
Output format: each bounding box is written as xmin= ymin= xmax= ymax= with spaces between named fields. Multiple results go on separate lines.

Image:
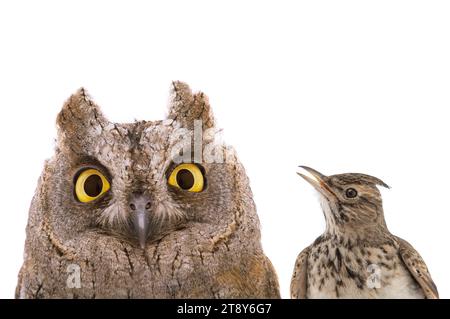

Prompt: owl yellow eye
xmin=75 ymin=169 xmax=111 ymax=203
xmin=168 ymin=164 xmax=204 ymax=192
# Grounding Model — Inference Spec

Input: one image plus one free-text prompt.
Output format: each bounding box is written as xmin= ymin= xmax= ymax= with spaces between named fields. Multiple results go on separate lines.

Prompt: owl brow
xmin=73 ymin=164 xmax=111 ymax=181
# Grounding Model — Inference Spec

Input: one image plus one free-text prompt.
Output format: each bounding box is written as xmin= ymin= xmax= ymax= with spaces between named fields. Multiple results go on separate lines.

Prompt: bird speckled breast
xmin=291 ymin=167 xmax=438 ymax=299
xmin=306 ymin=238 xmax=424 ymax=299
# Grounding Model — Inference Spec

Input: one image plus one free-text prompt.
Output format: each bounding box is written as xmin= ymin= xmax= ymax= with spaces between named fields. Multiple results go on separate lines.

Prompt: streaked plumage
xmin=291 ymin=166 xmax=438 ymax=299
xmin=16 ymin=82 xmax=280 ymax=298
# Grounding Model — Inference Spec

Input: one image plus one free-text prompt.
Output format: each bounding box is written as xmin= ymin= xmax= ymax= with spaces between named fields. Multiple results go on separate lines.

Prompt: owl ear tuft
xmin=167 ymin=81 xmax=215 ymax=129
xmin=56 ymin=88 xmax=109 ymax=148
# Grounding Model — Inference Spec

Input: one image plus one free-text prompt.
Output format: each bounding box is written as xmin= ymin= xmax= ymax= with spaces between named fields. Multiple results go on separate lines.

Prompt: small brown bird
xmin=291 ymin=166 xmax=438 ymax=299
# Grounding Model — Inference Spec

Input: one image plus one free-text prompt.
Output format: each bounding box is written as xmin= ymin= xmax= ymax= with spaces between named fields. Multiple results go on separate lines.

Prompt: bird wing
xmin=394 ymin=236 xmax=439 ymax=299
xmin=290 ymin=245 xmax=311 ymax=299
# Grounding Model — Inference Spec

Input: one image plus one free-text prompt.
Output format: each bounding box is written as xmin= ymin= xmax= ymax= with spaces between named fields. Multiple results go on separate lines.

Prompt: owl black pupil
xmin=176 ymin=169 xmax=195 ymax=190
xmin=346 ymin=188 xmax=357 ymax=198
xmin=84 ymin=175 xmax=103 ymax=197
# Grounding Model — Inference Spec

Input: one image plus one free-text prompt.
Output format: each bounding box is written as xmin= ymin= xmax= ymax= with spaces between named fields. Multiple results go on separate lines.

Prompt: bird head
xmin=298 ymin=166 xmax=390 ymax=234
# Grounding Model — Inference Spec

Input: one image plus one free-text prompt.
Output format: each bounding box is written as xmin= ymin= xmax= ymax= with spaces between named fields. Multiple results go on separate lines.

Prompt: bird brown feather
xmin=394 ymin=236 xmax=439 ymax=299
xmin=290 ymin=246 xmax=311 ymax=299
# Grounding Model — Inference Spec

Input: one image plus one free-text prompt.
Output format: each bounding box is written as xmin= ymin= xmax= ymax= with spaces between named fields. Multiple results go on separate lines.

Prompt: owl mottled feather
xmin=16 ymin=82 xmax=280 ymax=298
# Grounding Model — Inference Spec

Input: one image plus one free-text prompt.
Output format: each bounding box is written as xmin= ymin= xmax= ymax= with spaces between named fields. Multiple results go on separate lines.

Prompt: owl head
xmin=37 ymin=81 xmax=258 ymax=252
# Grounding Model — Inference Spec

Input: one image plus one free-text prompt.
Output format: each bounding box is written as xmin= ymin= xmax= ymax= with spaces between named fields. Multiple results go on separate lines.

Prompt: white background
xmin=0 ymin=0 xmax=449 ymax=299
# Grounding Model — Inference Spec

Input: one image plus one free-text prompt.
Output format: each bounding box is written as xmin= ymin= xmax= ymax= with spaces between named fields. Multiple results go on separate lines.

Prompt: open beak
xmin=297 ymin=166 xmax=337 ymax=200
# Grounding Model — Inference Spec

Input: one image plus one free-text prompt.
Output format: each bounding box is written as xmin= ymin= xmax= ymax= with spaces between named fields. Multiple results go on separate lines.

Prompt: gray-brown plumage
xmin=16 ymin=81 xmax=280 ymax=299
xmin=291 ymin=166 xmax=438 ymax=299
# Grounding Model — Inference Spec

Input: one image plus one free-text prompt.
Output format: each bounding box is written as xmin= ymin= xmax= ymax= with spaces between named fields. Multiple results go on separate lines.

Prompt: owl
xmin=16 ymin=81 xmax=280 ymax=298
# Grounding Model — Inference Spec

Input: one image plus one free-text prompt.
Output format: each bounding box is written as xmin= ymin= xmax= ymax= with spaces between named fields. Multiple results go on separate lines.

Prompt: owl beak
xmin=297 ymin=166 xmax=337 ymax=200
xmin=133 ymin=211 xmax=150 ymax=249
xmin=129 ymin=193 xmax=152 ymax=249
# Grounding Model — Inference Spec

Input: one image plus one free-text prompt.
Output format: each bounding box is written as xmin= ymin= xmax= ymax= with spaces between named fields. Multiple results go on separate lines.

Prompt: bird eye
xmin=345 ymin=188 xmax=358 ymax=199
xmin=74 ymin=169 xmax=111 ymax=202
xmin=168 ymin=164 xmax=204 ymax=192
